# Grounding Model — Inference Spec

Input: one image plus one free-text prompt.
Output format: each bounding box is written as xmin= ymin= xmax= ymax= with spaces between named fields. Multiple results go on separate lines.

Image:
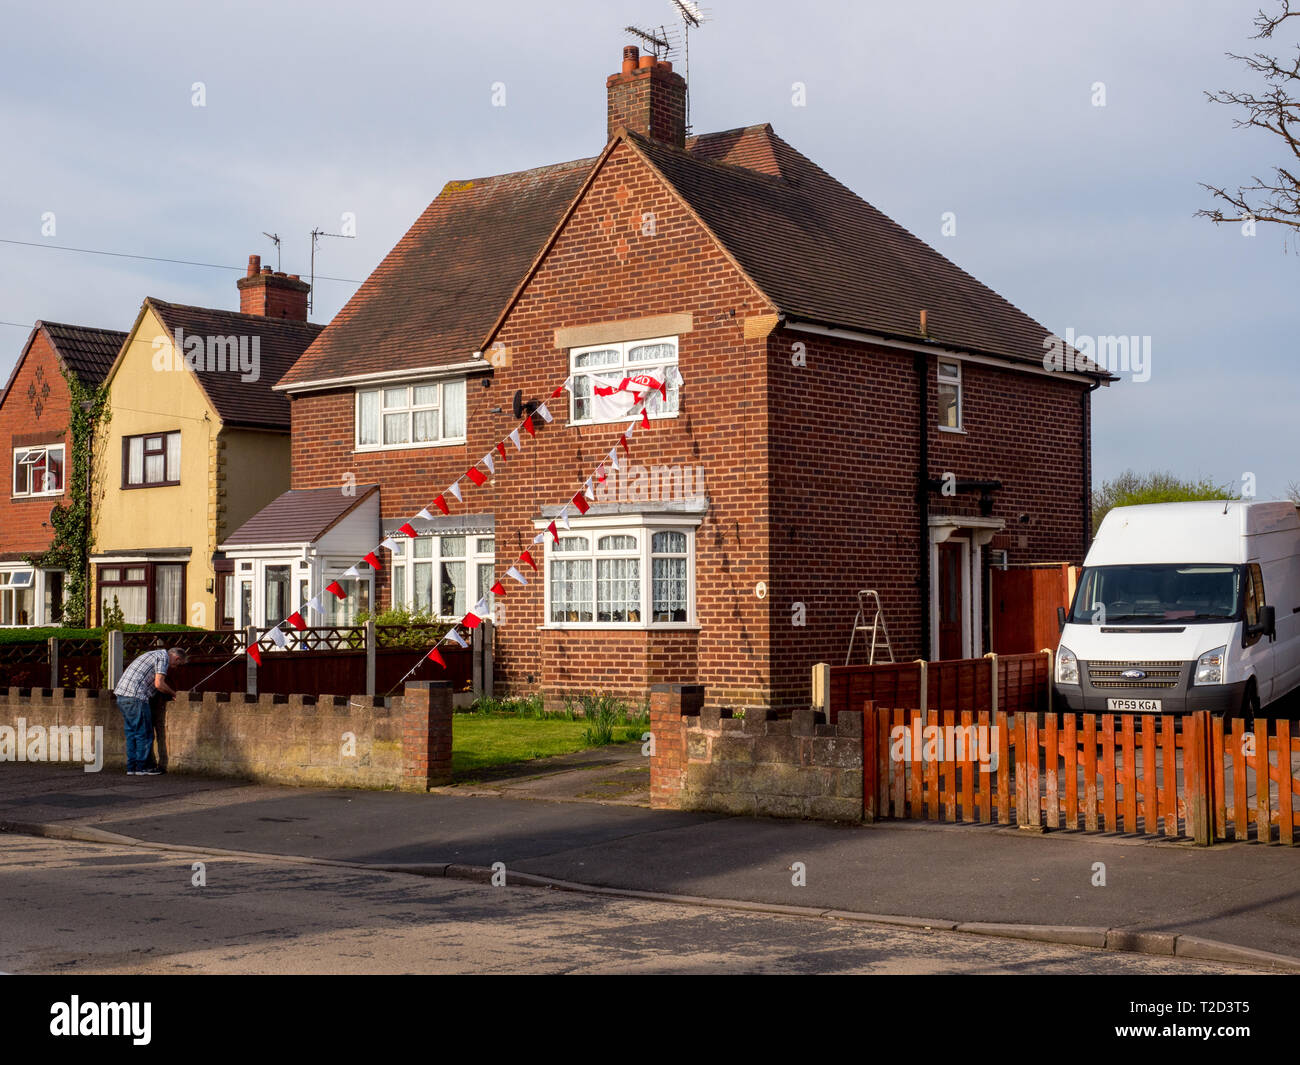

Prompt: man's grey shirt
xmin=115 ymin=648 xmax=169 ymax=701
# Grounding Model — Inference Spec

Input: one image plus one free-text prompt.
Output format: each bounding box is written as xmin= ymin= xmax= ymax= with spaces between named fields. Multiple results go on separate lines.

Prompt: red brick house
xmin=269 ymin=46 xmax=1112 ymax=708
xmin=0 ymin=321 xmax=125 ymax=626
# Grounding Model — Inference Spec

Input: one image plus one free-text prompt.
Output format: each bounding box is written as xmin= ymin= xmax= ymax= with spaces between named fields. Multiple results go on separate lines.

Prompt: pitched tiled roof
xmin=40 ymin=321 xmax=127 ymax=388
xmin=637 ymin=125 xmax=1104 ymax=375
xmin=276 ymin=158 xmax=597 ymax=390
xmin=145 ymin=299 xmax=323 ymax=429
xmin=221 ymin=484 xmax=379 ymax=546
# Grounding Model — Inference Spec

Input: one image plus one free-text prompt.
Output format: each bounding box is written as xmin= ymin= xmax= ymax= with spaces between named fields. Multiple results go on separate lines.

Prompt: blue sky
xmin=1 ymin=0 xmax=1295 ymax=497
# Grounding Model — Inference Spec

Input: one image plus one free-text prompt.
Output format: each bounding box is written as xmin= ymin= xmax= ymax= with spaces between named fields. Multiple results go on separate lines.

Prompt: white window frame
xmin=12 ymin=444 xmax=66 ymax=497
xmin=537 ymin=514 xmax=698 ymax=630
xmin=0 ymin=568 xmax=37 ymax=627
xmin=569 ymin=336 xmax=680 ymax=427
xmin=389 ymin=534 xmax=495 ymax=620
xmin=936 ymin=358 xmax=964 ymax=433
xmin=354 ymin=378 xmax=467 ymax=452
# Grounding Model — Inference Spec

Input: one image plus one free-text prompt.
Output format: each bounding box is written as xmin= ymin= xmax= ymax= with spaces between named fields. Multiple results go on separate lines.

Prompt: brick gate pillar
xmin=649 ymin=683 xmax=704 ymax=809
xmin=401 ymin=680 xmax=453 ymax=791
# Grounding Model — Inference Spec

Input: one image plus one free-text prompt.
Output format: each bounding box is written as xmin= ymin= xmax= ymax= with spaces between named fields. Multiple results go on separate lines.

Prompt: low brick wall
xmin=0 ymin=681 xmax=453 ymax=791
xmin=650 ymin=684 xmax=864 ymax=821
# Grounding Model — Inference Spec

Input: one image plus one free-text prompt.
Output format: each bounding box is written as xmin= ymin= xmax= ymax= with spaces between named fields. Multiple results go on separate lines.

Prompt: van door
xmin=1241 ymin=563 xmax=1275 ymax=706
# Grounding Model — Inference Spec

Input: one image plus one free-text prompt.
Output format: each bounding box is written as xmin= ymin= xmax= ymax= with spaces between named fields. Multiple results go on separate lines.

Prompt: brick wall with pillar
xmin=400 ymin=680 xmax=453 ymax=791
xmin=649 ymin=682 xmax=703 ymax=809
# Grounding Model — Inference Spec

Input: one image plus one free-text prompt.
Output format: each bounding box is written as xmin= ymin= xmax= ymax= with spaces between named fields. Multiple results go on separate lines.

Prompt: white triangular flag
xmin=536 ymin=402 xmax=553 ymax=424
xmin=343 ymin=565 xmax=360 ymax=579
xmin=609 ymin=448 xmax=621 ymax=472
xmin=626 ymin=420 xmax=637 ymax=437
xmin=444 ymin=628 xmax=469 ymax=649
xmin=505 ymin=566 xmax=528 ymax=585
xmin=473 ymin=597 xmax=489 ymax=617
xmin=562 ymin=375 xmax=573 ymax=392
xmin=447 ymin=481 xmax=463 ymax=503
xmin=508 ymin=428 xmax=521 ymax=451
xmin=668 ymin=366 xmax=684 ymax=387
xmin=307 ymin=596 xmax=321 ymax=614
xmin=559 ymin=506 xmax=570 ymax=531
xmin=533 ymin=532 xmax=545 ymax=544
xmin=267 ymin=626 xmax=287 ymax=648
xmin=482 ymin=452 xmax=495 ymax=474
xmin=583 ymin=477 xmax=593 ymax=496
xmin=379 ymin=537 xmax=398 ymax=551
xmin=416 ymin=508 xmax=434 ymax=522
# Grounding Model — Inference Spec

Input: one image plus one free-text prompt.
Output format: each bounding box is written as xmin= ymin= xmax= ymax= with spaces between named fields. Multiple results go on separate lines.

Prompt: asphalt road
xmin=0 ymin=834 xmax=1259 ymax=975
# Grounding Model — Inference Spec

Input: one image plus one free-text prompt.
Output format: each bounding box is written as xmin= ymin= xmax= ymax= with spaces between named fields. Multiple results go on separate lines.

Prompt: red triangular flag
xmin=466 ymin=467 xmax=487 ymax=487
xmin=490 ymin=581 xmax=506 ymax=597
xmin=595 ymin=464 xmax=607 ymax=483
xmin=461 ymin=612 xmax=483 ymax=629
xmin=619 ymin=433 xmax=629 ymax=456
xmin=287 ymin=611 xmax=306 ymax=631
xmin=496 ymin=440 xmax=506 ymax=460
xmin=550 ymin=384 xmax=563 ymax=398
xmin=546 ymin=520 xmax=558 ymax=542
xmin=433 ymin=495 xmax=449 ymax=515
xmin=325 ymin=581 xmax=345 ymax=600
xmin=640 ymin=407 xmax=650 ymax=429
xmin=519 ymin=549 xmax=537 ymax=572
xmin=523 ymin=414 xmax=536 ymax=437
xmin=427 ymin=646 xmax=446 ymax=668
xmin=364 ymin=551 xmax=383 ymax=572
xmin=247 ymin=643 xmax=262 ymax=666
xmin=571 ymin=491 xmax=590 ymax=515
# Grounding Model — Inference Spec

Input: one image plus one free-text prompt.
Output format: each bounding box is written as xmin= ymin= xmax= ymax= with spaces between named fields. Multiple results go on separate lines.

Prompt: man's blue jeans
xmin=116 ymin=697 xmax=154 ymax=773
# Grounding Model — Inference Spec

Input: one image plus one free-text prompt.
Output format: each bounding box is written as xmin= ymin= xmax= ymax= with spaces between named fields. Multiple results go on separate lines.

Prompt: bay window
xmin=569 ymin=336 xmax=679 ymax=425
xmin=543 ymin=520 xmax=695 ymax=628
xmin=355 ymin=378 xmax=466 ymax=450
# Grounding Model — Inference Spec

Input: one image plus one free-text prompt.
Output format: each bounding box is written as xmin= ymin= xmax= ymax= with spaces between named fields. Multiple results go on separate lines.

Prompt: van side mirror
xmin=1057 ymin=606 xmax=1067 ymax=633
xmin=1254 ymin=604 xmax=1276 ymax=640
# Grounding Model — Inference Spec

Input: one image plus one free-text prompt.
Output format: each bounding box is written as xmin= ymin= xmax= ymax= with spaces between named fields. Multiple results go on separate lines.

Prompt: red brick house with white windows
xmin=264 ymin=46 xmax=1112 ymax=709
xmin=0 ymin=322 xmax=126 ymax=626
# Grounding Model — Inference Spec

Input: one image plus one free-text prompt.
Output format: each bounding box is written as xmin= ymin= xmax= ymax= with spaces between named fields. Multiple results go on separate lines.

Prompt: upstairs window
xmin=13 ymin=445 xmax=64 ymax=497
xmin=569 ymin=337 xmax=679 ymax=425
xmin=123 ymin=432 xmax=180 ymax=487
xmin=356 ymin=379 xmax=466 ymax=450
xmin=937 ymin=360 xmax=963 ymax=431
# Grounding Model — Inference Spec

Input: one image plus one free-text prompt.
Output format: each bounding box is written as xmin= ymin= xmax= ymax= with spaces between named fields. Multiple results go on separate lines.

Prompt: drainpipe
xmin=915 ymin=352 xmax=930 ymax=661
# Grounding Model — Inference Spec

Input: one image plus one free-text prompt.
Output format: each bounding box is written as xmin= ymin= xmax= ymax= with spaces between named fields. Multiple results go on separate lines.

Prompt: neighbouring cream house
xmin=90 ymin=259 xmax=322 ymax=628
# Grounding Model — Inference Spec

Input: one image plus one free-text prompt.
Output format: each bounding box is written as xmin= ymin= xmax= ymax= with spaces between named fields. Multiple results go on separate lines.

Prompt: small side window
xmin=937 ymin=360 xmax=962 ymax=430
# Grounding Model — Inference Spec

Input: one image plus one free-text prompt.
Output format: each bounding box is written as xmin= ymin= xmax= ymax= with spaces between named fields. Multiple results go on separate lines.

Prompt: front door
xmin=938 ymin=541 xmax=964 ymax=660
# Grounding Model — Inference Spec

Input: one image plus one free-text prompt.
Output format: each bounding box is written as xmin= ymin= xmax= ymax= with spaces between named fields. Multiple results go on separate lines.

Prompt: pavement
xmin=1 ymin=759 xmax=1298 ymax=971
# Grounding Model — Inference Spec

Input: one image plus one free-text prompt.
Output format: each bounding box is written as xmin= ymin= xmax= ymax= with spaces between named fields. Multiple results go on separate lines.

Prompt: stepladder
xmin=846 ymin=589 xmax=894 ymax=666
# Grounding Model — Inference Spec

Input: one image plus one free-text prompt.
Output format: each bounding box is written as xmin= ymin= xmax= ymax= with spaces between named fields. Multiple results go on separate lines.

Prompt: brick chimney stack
xmin=606 ymin=45 xmax=687 ymax=148
xmin=236 ymin=253 xmax=311 ymax=320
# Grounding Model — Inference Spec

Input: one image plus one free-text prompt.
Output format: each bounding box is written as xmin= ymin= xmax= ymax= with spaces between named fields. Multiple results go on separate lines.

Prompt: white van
xmin=1054 ymin=500 xmax=1300 ymax=718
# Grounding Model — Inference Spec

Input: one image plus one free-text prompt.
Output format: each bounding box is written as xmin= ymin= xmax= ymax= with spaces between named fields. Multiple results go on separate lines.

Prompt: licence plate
xmin=1106 ymin=698 xmax=1162 ymax=713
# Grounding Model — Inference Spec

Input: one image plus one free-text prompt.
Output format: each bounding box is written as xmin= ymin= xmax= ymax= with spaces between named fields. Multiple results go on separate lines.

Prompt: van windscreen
xmin=1069 ymin=564 xmax=1242 ymax=625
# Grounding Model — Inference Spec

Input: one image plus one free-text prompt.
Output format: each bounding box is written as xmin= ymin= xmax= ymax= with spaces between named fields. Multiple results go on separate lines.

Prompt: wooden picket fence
xmin=862 ymin=704 xmax=1300 ymax=846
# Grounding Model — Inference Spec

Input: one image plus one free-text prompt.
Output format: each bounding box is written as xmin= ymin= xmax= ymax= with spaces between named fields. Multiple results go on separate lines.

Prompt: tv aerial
xmin=261 ymin=231 xmax=281 ymax=272
xmin=309 ymin=227 xmax=355 ymax=313
xmin=666 ymin=0 xmax=710 ymax=133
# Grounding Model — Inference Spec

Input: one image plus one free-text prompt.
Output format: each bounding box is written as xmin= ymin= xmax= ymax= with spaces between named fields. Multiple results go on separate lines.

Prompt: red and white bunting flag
xmin=550 ymin=376 xmax=572 ymax=399
xmin=378 ymin=537 xmax=397 ymax=552
xmin=609 ymin=447 xmax=621 ymax=471
xmin=508 ymin=428 xmax=522 ymax=451
xmin=473 ymin=596 xmax=489 ymax=617
xmin=640 ymin=407 xmax=650 ymax=429
xmin=268 ymin=626 xmax=287 ymax=648
xmin=416 ymin=508 xmax=434 ymax=522
xmin=496 ymin=440 xmax=507 ymax=460
xmin=307 ymin=596 xmax=321 ymax=615
xmin=482 ymin=452 xmax=495 ymax=475
xmin=583 ymin=477 xmax=594 ymax=496
xmin=287 ymin=611 xmax=306 ymax=632
xmin=447 ymin=481 xmax=463 ymax=503
xmin=247 ymin=643 xmax=262 ymax=666
xmin=546 ymin=520 xmax=559 ymax=542
xmin=519 ymin=549 xmax=537 ymax=572
xmin=619 ymin=433 xmax=629 ymax=457
xmin=343 ymin=565 xmax=360 ymax=579
xmin=558 ymin=507 xmax=570 ymax=531
xmin=532 ymin=532 xmax=545 ymax=545
xmin=325 ymin=581 xmax=346 ymax=600
xmin=466 ymin=466 xmax=487 ymax=487
xmin=433 ymin=495 xmax=449 ymax=515
xmin=364 ymin=551 xmax=383 ymax=571
xmin=505 ymin=566 xmax=527 ymax=585
xmin=427 ymin=646 xmax=446 ymax=668
xmin=461 ymin=611 xmax=483 ymax=630
xmin=536 ymin=402 xmax=553 ymax=424
xmin=398 ymin=522 xmax=418 ymax=538
xmin=571 ymin=492 xmax=590 ymax=515
xmin=522 ymin=414 xmax=536 ymax=437
xmin=444 ymin=628 xmax=469 ymax=649
xmin=490 ymin=580 xmax=506 ymax=597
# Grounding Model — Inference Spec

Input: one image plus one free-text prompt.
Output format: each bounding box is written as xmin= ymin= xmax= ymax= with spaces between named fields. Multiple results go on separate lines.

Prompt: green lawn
xmin=452 ymin=715 xmax=603 ymax=776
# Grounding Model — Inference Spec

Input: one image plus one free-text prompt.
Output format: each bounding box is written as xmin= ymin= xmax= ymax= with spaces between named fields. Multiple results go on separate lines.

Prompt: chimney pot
xmin=247 ymin=254 xmax=260 ymax=277
xmin=638 ymin=53 xmax=655 ymax=69
xmin=261 ymin=266 xmax=273 ymax=275
xmin=608 ymin=45 xmax=687 ymax=147
xmin=622 ymin=45 xmax=639 ymax=74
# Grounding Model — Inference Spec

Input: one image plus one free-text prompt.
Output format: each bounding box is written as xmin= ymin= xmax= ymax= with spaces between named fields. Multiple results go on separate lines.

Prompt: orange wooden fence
xmin=861 ymin=704 xmax=1300 ymax=846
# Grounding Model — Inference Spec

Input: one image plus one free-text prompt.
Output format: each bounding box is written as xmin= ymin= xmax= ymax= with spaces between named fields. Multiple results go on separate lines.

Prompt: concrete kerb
xmin=3 ymin=818 xmax=1297 ymax=973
